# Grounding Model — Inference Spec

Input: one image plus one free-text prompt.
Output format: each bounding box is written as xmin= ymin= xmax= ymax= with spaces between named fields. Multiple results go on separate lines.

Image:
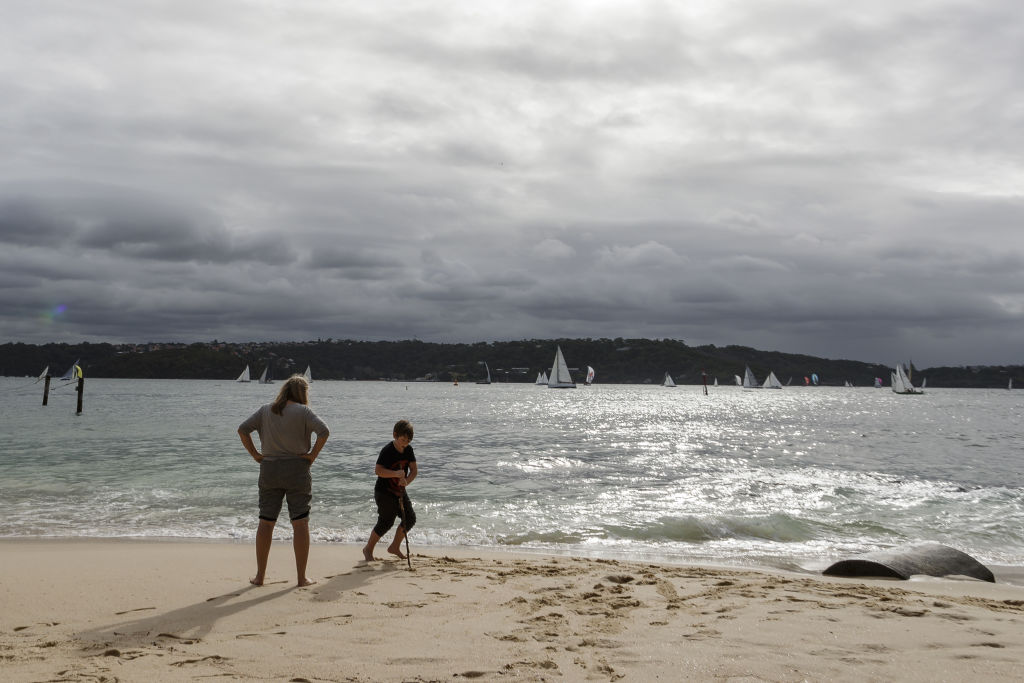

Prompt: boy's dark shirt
xmin=374 ymin=441 xmax=416 ymax=494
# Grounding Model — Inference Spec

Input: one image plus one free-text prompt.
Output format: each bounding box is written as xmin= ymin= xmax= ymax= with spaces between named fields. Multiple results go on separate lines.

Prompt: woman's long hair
xmin=271 ymin=374 xmax=310 ymax=415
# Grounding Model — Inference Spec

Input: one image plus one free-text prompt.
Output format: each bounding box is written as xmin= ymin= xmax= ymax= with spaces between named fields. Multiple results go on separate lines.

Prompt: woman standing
xmin=238 ymin=374 xmax=329 ymax=586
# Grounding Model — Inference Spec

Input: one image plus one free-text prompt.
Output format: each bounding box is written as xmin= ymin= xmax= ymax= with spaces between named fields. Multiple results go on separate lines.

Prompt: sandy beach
xmin=2 ymin=540 xmax=1023 ymax=682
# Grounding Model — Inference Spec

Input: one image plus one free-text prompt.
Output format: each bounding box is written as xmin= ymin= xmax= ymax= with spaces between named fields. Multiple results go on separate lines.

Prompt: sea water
xmin=1 ymin=377 xmax=1022 ymax=580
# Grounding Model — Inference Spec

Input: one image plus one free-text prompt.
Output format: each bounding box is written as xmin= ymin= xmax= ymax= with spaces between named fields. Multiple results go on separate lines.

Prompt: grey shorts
xmin=258 ymin=458 xmax=312 ymax=522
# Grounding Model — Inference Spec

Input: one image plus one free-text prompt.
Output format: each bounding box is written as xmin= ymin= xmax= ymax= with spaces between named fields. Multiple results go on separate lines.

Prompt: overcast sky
xmin=2 ymin=1 xmax=1022 ymax=367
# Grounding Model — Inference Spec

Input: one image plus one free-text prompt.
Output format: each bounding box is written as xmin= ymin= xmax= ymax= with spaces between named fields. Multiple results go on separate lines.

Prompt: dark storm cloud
xmin=0 ymin=192 xmax=296 ymax=265
xmin=0 ymin=199 xmax=67 ymax=246
xmin=0 ymin=1 xmax=1022 ymax=366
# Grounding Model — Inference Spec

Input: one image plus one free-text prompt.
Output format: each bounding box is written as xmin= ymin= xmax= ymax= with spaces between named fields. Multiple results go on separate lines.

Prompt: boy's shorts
xmin=258 ymin=458 xmax=312 ymax=521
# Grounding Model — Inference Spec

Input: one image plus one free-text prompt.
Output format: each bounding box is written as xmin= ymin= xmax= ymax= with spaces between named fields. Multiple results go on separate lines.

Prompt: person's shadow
xmin=80 ymin=583 xmax=293 ymax=648
xmin=79 ymin=557 xmax=412 ymax=648
xmin=309 ymin=556 xmax=408 ymax=603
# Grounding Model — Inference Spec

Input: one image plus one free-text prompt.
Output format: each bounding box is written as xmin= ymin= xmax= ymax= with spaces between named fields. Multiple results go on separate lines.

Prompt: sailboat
xmin=236 ymin=365 xmax=251 ymax=382
xmin=713 ymin=377 xmax=718 ymax=387
xmin=734 ymin=374 xmax=742 ymax=386
xmin=584 ymin=366 xmax=595 ymax=386
xmin=59 ymin=359 xmax=81 ymax=382
xmin=891 ymin=363 xmax=922 ymax=395
xmin=258 ymin=365 xmax=273 ymax=384
xmin=874 ymin=377 xmax=883 ymax=388
xmin=1010 ymin=378 xmax=1014 ymax=390
xmin=843 ymin=380 xmax=853 ymax=388
xmin=742 ymin=365 xmax=759 ymax=389
xmin=662 ymin=372 xmax=676 ymax=387
xmin=476 ymin=361 xmax=492 ymax=384
xmin=547 ymin=346 xmax=576 ymax=388
xmin=535 ymin=371 xmax=548 ymax=385
xmin=762 ymin=371 xmax=783 ymax=389
xmin=37 ymin=366 xmax=49 ymax=382
xmin=302 ymin=365 xmax=312 ymax=383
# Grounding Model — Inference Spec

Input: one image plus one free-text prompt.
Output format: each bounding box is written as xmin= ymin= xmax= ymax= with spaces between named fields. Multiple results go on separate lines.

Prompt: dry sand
xmin=2 ymin=539 xmax=1023 ymax=681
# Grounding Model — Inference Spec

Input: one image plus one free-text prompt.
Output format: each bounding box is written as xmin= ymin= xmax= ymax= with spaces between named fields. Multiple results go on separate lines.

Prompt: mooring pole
xmin=42 ymin=375 xmax=52 ymax=406
xmin=76 ymin=377 xmax=84 ymax=414
xmin=702 ymin=369 xmax=708 ymax=396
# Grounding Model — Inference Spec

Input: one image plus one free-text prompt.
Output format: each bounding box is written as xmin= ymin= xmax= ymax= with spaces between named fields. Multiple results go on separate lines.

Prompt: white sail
xmin=258 ymin=365 xmax=273 ymax=384
xmin=742 ymin=365 xmax=759 ymax=389
xmin=713 ymin=377 xmax=718 ymax=387
xmin=663 ymin=372 xmax=676 ymax=387
xmin=734 ymin=374 xmax=742 ymax=386
xmin=59 ymin=359 xmax=81 ymax=381
xmin=303 ymin=365 xmax=312 ymax=383
xmin=476 ymin=361 xmax=491 ymax=384
xmin=236 ymin=365 xmax=250 ymax=382
xmin=37 ymin=365 xmax=49 ymax=381
xmin=585 ymin=366 xmax=595 ymax=385
xmin=762 ymin=371 xmax=783 ymax=389
xmin=535 ymin=371 xmax=548 ymax=385
xmin=547 ymin=346 xmax=576 ymax=388
xmin=1010 ymin=378 xmax=1014 ymax=390
xmin=892 ymin=363 xmax=922 ymax=394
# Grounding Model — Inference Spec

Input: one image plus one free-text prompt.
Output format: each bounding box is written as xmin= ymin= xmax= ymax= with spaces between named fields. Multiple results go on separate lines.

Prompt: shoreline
xmin=6 ymin=534 xmax=1024 ymax=587
xmin=3 ymin=539 xmax=1024 ymax=681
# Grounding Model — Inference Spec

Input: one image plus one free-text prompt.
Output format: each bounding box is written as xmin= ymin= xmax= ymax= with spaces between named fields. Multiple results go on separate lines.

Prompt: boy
xmin=362 ymin=419 xmax=417 ymax=561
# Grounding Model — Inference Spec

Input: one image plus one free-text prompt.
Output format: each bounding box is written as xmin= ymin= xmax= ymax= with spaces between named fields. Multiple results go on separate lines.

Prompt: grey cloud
xmin=0 ymin=199 xmax=68 ymax=246
xmin=372 ymin=4 xmax=694 ymax=84
xmin=0 ymin=2 xmax=1022 ymax=366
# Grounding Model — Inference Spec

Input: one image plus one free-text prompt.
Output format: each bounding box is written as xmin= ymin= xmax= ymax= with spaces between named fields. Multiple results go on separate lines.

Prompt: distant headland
xmin=1 ymin=338 xmax=1019 ymax=388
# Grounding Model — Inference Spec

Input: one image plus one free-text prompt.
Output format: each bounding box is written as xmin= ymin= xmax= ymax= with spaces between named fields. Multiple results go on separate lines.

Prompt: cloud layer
xmin=2 ymin=1 xmax=1022 ymax=366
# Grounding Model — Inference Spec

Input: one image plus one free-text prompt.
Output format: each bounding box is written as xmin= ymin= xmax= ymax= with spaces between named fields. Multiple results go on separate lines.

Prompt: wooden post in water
xmin=702 ymin=370 xmax=708 ymax=396
xmin=42 ymin=375 xmax=51 ymax=406
xmin=76 ymin=377 xmax=84 ymax=414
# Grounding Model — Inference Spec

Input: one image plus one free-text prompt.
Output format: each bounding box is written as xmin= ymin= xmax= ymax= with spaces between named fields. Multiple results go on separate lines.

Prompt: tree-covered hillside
xmin=0 ymin=339 xmax=1019 ymax=387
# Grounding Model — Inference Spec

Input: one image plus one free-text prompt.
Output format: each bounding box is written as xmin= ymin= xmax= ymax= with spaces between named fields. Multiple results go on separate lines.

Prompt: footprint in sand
xmin=170 ymin=654 xmax=226 ymax=667
xmin=604 ymin=574 xmax=635 ymax=584
xmin=114 ymin=606 xmax=156 ymax=615
xmin=156 ymin=633 xmax=200 ymax=644
xmin=313 ymin=614 xmax=353 ymax=625
xmin=383 ymin=601 xmax=427 ymax=609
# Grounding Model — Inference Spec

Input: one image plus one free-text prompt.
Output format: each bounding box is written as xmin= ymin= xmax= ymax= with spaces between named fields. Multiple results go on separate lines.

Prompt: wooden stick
xmin=398 ymin=496 xmax=411 ymax=569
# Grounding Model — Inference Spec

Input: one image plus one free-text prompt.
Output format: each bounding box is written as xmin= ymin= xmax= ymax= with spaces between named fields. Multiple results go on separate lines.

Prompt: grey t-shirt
xmin=238 ymin=402 xmax=330 ymax=460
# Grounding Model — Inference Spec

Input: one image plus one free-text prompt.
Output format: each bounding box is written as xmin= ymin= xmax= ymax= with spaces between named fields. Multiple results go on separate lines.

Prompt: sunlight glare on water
xmin=1 ymin=378 xmax=1022 ymax=576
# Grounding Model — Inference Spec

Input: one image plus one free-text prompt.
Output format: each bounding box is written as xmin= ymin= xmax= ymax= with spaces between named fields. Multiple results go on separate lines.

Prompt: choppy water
xmin=2 ymin=377 xmax=1022 ymax=579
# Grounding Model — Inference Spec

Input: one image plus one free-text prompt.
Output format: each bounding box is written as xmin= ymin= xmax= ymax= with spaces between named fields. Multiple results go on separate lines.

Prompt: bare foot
xmin=387 ymin=545 xmax=407 ymax=560
xmin=297 ymin=578 xmax=317 ymax=587
xmin=250 ymin=576 xmax=264 ymax=586
xmin=362 ymin=546 xmax=376 ymax=561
